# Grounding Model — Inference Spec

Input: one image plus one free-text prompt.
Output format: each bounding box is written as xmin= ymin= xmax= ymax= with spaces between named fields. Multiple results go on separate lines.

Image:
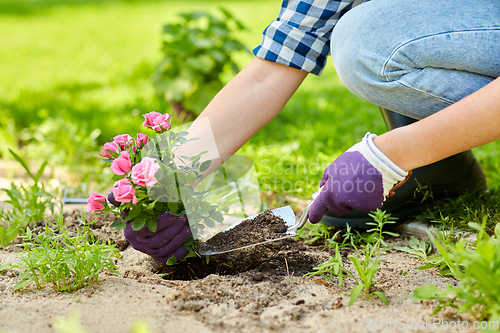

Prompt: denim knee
xmin=330 ymin=4 xmax=394 ymax=110
xmin=329 ymin=0 xmax=500 ymax=119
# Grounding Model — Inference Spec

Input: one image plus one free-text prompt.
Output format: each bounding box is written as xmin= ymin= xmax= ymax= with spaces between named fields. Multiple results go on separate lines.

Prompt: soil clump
xmin=200 ymin=209 xmax=290 ymax=254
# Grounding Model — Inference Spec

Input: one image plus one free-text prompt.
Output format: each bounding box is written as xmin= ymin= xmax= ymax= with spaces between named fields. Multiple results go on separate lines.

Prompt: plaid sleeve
xmin=254 ymin=0 xmax=369 ymax=75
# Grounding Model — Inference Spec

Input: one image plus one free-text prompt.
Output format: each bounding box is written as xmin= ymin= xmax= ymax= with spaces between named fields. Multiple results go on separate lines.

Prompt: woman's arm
xmin=178 ymin=57 xmax=308 ymax=173
xmin=374 ymin=76 xmax=500 ymax=171
xmin=198 ymin=57 xmax=308 ymax=157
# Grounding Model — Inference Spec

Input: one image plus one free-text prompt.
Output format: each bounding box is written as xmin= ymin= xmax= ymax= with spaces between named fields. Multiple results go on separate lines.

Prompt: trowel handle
xmin=288 ymin=186 xmax=323 ymax=231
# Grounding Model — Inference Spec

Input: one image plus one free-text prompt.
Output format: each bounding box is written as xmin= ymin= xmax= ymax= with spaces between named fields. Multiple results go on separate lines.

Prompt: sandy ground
xmin=0 ymin=225 xmax=480 ymax=333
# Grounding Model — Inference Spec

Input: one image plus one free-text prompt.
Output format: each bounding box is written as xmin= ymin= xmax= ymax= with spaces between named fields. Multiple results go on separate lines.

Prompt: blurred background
xmin=1 ymin=0 xmax=499 ymax=204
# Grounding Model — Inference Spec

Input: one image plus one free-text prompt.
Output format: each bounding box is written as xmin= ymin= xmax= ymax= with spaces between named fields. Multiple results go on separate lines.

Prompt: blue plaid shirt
xmin=253 ymin=0 xmax=369 ymax=75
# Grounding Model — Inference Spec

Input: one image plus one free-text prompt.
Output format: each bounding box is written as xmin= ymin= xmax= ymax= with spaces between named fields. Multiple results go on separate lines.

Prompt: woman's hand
xmin=308 ymin=133 xmax=410 ymax=223
xmin=123 ymin=212 xmax=192 ymax=264
xmin=108 ymin=192 xmax=192 ymax=263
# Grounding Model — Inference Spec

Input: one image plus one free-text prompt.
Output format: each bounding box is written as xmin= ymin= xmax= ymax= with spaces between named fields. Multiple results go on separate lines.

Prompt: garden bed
xmin=0 ymin=210 xmax=478 ymax=333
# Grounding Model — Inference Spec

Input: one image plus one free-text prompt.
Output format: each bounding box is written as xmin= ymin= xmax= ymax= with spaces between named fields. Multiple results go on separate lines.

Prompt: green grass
xmin=419 ymin=190 xmax=500 ymax=232
xmin=1 ymin=0 xmax=500 ymax=221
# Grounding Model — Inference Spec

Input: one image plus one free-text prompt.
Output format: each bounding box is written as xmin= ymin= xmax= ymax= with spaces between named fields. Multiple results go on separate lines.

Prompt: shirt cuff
xmin=253 ymin=20 xmax=330 ymax=76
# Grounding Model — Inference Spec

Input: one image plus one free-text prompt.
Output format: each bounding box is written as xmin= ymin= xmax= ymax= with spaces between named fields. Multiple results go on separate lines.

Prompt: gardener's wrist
xmin=372 ymin=128 xmax=416 ymax=172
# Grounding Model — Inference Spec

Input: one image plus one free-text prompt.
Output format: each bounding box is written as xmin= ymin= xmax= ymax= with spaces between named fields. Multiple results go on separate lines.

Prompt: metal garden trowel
xmin=197 ymin=189 xmax=321 ymax=255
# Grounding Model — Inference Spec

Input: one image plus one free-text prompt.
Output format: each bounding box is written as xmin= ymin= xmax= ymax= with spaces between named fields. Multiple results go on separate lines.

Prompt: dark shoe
xmin=320 ymin=109 xmax=488 ymax=228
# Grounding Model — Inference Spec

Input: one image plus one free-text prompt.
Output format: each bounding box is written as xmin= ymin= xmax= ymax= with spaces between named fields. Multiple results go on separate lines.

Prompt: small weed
xmin=0 ymin=149 xmax=57 ymax=247
xmin=416 ymin=227 xmax=462 ymax=277
xmin=304 ymin=209 xmax=398 ymax=305
xmin=2 ymin=211 xmax=121 ymax=292
xmin=2 ymin=149 xmax=56 ymax=223
xmin=296 ymin=222 xmax=333 ymax=244
xmin=303 ymin=243 xmax=350 ymax=286
xmin=394 ymin=236 xmax=432 ymax=261
xmin=412 ymin=217 xmax=500 ymax=326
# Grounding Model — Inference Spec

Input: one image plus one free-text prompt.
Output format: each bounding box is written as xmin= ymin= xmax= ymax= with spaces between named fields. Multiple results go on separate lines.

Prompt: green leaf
xmin=34 ymin=160 xmax=48 ymax=183
xmin=348 ymin=256 xmax=365 ymax=281
xmin=348 ymin=284 xmax=364 ymax=306
xmin=199 ymin=160 xmax=211 ymax=172
xmin=210 ymin=211 xmax=224 ymax=223
xmin=412 ymin=284 xmax=441 ymax=299
xmin=13 ymin=279 xmax=30 ymax=291
xmin=124 ymin=208 xmax=142 ymax=222
xmin=204 ymin=218 xmax=215 ymax=228
xmin=9 ymin=149 xmax=34 ymax=180
xmin=132 ymin=219 xmax=146 ymax=231
xmin=146 ymin=219 xmax=157 ymax=233
xmin=110 ymin=220 xmax=126 ymax=232
xmin=373 ymin=291 xmax=388 ymax=305
xmin=166 ymin=256 xmax=178 ymax=266
xmin=111 ymin=174 xmax=125 ymax=182
xmin=0 ymin=263 xmax=12 ymax=271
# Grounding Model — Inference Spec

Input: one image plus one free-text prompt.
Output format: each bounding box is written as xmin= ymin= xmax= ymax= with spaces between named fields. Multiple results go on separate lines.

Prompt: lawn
xmin=1 ymin=0 xmax=500 ymax=227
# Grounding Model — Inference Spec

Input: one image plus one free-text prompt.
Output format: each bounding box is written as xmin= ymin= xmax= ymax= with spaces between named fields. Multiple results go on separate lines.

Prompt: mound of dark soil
xmin=200 ymin=209 xmax=289 ymax=254
xmin=156 ymin=237 xmax=332 ymax=281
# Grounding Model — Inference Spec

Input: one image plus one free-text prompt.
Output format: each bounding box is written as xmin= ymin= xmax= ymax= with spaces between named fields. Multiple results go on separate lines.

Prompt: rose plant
xmin=88 ymin=111 xmax=224 ymax=263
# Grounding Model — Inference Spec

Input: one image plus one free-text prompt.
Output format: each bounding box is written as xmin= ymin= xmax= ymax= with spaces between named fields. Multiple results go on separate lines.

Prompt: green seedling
xmin=326 ymin=223 xmax=365 ymax=249
xmin=394 ymin=236 xmax=432 ymax=260
xmin=303 ymin=243 xmax=350 ymax=286
xmin=3 ymin=211 xmax=121 ymax=292
xmin=413 ymin=218 xmax=500 ymax=327
xmin=416 ymin=226 xmax=463 ymax=277
xmin=0 ymin=208 xmax=23 ymax=248
xmin=304 ymin=209 xmax=398 ymax=306
xmin=2 ymin=149 xmax=56 ymax=223
xmin=296 ymin=222 xmax=333 ymax=244
xmin=0 ymin=149 xmax=58 ymax=248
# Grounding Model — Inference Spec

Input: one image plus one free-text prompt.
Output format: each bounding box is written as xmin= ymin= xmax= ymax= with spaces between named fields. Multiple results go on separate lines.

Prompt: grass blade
xmin=9 ymin=149 xmax=34 ymax=180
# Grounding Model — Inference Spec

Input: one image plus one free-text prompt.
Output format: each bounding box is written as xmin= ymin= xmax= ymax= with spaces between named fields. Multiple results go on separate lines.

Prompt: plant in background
xmin=153 ymin=8 xmax=248 ymax=120
xmin=2 ymin=149 xmax=56 ymax=222
xmin=88 ymin=111 xmax=223 ymax=261
xmin=0 ymin=212 xmax=121 ymax=291
xmin=19 ymin=116 xmax=110 ymax=196
xmin=412 ymin=218 xmax=500 ymax=329
xmin=393 ymin=236 xmax=432 ymax=261
xmin=303 ymin=209 xmax=398 ymax=305
xmin=0 ymin=149 xmax=57 ymax=247
xmin=415 ymin=226 xmax=461 ymax=276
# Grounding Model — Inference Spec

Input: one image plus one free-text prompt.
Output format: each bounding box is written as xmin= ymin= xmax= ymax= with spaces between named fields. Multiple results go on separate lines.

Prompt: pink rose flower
xmin=131 ymin=157 xmax=160 ymax=187
xmin=113 ymin=134 xmax=134 ymax=149
xmin=110 ymin=151 xmax=132 ymax=175
xmin=136 ymin=133 xmax=148 ymax=148
xmin=87 ymin=192 xmax=106 ymax=212
xmin=112 ymin=179 xmax=138 ymax=205
xmin=142 ymin=112 xmax=171 ymax=132
xmin=101 ymin=141 xmax=120 ymax=159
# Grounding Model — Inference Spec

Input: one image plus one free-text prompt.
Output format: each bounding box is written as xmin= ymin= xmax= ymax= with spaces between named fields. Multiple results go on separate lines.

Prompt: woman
xmin=125 ymin=0 xmax=500 ymax=262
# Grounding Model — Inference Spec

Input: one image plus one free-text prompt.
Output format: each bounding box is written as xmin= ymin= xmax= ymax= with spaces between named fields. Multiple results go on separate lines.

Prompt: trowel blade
xmin=197 ymin=205 xmax=297 ymax=255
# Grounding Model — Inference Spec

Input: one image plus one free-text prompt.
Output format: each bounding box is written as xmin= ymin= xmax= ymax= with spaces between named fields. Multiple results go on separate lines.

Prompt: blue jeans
xmin=331 ymin=0 xmax=500 ymax=120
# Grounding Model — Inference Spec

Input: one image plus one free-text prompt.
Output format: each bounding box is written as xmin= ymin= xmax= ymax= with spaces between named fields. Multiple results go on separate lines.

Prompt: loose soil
xmin=0 ymin=209 xmax=479 ymax=333
xmin=199 ymin=209 xmax=289 ymax=254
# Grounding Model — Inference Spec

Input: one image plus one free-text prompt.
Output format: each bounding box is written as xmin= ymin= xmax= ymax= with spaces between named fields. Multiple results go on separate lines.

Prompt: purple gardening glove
xmin=124 ymin=212 xmax=192 ymax=264
xmin=308 ymin=133 xmax=411 ymax=223
xmin=108 ymin=192 xmax=192 ymax=263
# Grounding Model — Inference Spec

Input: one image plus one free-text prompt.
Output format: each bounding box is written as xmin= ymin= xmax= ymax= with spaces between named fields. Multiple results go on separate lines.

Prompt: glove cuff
xmin=347 ymin=132 xmax=409 ymax=198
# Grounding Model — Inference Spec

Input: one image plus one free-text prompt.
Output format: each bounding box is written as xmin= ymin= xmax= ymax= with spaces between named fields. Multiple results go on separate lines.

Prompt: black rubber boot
xmin=320 ymin=108 xmax=488 ymax=228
